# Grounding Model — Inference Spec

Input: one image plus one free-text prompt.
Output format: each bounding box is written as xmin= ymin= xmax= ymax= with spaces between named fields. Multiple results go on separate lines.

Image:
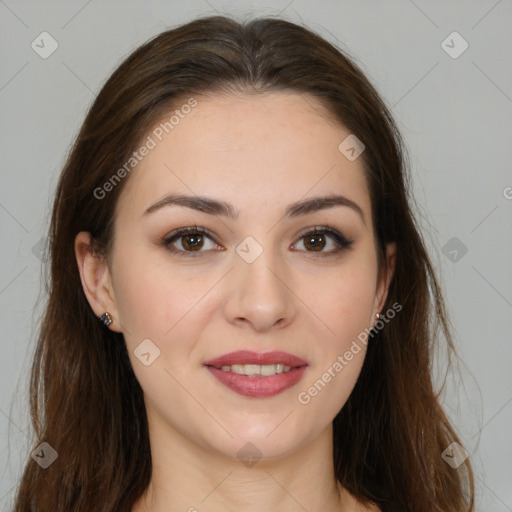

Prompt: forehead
xmin=116 ymin=92 xmax=371 ymax=224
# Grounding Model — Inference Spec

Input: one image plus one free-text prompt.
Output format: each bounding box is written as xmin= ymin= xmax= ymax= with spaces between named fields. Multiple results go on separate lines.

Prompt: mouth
xmin=203 ymin=350 xmax=308 ymax=398
xmin=203 ymin=349 xmax=308 ymax=368
xmin=206 ymin=363 xmax=298 ymax=377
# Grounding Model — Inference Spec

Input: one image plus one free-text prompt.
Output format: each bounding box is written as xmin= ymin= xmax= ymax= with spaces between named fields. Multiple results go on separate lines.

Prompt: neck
xmin=132 ymin=412 xmax=350 ymax=512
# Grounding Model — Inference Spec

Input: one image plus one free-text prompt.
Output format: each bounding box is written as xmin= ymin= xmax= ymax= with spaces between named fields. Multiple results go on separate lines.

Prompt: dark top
xmin=380 ymin=502 xmax=409 ymax=512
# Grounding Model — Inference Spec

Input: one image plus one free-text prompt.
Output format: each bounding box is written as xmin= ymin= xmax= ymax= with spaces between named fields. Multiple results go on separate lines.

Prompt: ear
xmin=371 ymin=241 xmax=397 ymax=326
xmin=74 ymin=231 xmax=122 ymax=332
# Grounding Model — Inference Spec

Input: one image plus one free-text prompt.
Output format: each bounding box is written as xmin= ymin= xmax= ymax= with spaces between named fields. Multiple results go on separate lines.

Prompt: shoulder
xmin=338 ymin=486 xmax=405 ymax=512
xmin=338 ymin=486 xmax=382 ymax=511
xmin=355 ymin=498 xmax=408 ymax=512
xmin=374 ymin=503 xmax=408 ymax=512
xmin=363 ymin=503 xmax=383 ymax=512
xmin=349 ymin=497 xmax=382 ymax=511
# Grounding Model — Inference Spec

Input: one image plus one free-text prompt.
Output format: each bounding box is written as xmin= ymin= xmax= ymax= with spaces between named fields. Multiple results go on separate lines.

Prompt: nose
xmin=223 ymin=246 xmax=297 ymax=333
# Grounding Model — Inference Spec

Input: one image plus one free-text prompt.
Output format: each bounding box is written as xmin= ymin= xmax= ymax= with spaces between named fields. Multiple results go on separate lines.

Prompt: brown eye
xmin=163 ymin=226 xmax=220 ymax=256
xmin=180 ymin=233 xmax=204 ymax=251
xmin=294 ymin=226 xmax=353 ymax=255
xmin=303 ymin=232 xmax=326 ymax=252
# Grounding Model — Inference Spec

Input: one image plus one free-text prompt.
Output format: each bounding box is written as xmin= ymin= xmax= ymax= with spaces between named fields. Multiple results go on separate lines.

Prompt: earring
xmin=375 ymin=313 xmax=380 ymax=319
xmin=99 ymin=312 xmax=113 ymax=327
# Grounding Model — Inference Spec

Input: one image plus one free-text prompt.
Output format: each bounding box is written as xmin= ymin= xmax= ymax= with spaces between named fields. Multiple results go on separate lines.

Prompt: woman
xmin=14 ymin=15 xmax=474 ymax=512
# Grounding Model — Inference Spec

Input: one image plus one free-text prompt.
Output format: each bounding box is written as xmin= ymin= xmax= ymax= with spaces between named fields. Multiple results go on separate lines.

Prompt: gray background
xmin=1 ymin=0 xmax=511 ymax=510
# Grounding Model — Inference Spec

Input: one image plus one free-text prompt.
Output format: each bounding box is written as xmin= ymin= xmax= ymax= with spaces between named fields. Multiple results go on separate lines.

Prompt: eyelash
xmin=161 ymin=224 xmax=354 ymax=258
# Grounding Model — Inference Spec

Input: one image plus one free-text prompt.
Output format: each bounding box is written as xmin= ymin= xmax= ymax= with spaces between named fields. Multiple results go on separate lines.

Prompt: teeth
xmin=217 ymin=363 xmax=293 ymax=376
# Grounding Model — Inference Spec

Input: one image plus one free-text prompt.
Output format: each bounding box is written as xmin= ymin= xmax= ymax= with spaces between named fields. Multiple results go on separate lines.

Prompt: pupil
xmin=306 ymin=234 xmax=325 ymax=251
xmin=184 ymin=234 xmax=202 ymax=250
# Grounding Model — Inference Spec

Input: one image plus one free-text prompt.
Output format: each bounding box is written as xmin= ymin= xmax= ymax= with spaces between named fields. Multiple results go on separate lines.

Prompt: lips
xmin=206 ymin=365 xmax=307 ymax=398
xmin=203 ymin=350 xmax=308 ymax=368
xmin=203 ymin=350 xmax=309 ymax=398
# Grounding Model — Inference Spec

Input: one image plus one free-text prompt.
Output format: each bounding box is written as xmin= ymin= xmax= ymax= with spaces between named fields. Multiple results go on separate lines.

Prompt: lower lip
xmin=205 ymin=365 xmax=308 ymax=398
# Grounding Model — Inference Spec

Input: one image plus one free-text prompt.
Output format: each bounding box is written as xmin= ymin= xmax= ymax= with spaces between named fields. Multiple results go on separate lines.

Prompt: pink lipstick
xmin=204 ymin=350 xmax=308 ymax=398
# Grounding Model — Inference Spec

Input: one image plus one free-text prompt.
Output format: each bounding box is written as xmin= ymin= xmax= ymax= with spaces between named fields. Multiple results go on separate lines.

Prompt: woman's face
xmin=82 ymin=92 xmax=395 ymax=461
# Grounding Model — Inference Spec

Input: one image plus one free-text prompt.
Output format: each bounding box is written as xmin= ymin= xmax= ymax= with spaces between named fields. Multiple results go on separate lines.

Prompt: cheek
xmin=307 ymin=264 xmax=377 ymax=342
xmin=296 ymin=270 xmax=374 ymax=421
xmin=110 ymin=243 xmax=208 ymax=344
xmin=299 ymin=257 xmax=376 ymax=407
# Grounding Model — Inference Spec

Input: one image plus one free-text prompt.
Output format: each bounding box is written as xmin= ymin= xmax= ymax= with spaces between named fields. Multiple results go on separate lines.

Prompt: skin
xmin=76 ymin=92 xmax=396 ymax=512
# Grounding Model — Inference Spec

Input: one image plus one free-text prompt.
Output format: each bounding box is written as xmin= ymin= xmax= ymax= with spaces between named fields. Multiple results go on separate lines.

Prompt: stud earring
xmin=99 ymin=312 xmax=113 ymax=327
xmin=376 ymin=313 xmax=380 ymax=319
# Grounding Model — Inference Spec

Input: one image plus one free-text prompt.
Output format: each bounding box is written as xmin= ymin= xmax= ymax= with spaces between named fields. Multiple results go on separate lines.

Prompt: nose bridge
xmin=224 ymin=235 xmax=296 ymax=330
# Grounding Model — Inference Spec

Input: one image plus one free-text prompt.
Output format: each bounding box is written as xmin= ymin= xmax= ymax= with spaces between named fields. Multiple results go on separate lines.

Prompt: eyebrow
xmin=143 ymin=193 xmax=365 ymax=225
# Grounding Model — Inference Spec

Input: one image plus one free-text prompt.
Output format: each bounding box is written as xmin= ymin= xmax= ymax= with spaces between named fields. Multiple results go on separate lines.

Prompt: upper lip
xmin=204 ymin=350 xmax=308 ymax=368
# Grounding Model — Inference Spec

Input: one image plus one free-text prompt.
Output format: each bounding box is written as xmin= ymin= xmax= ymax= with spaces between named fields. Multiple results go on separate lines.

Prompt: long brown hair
xmin=14 ymin=15 xmax=474 ymax=512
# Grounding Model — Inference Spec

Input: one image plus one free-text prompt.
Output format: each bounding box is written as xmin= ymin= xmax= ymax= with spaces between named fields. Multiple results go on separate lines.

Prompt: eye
xmin=162 ymin=226 xmax=221 ymax=257
xmin=292 ymin=226 xmax=353 ymax=256
xmin=161 ymin=224 xmax=353 ymax=258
